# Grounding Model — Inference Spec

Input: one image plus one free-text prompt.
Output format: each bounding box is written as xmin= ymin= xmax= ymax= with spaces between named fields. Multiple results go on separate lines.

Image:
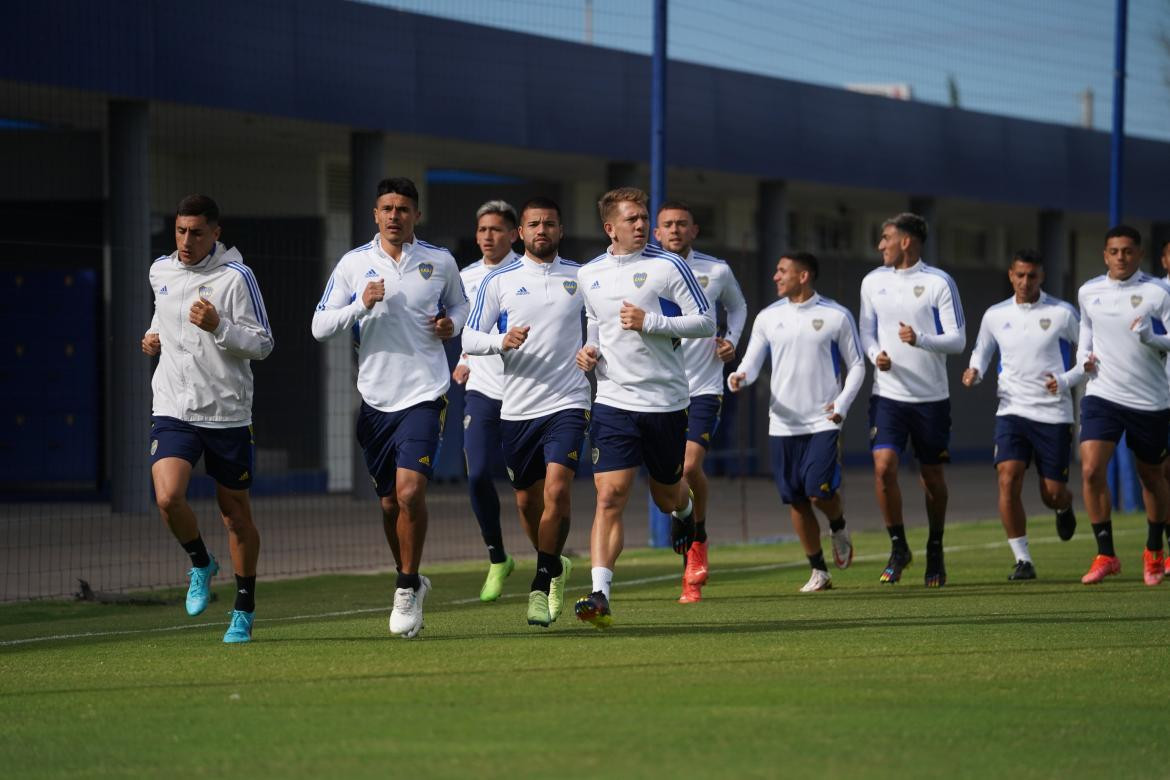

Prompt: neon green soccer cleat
xmin=479 ymin=555 xmax=515 ymax=602
xmin=548 ymin=555 xmax=572 ymax=622
xmin=527 ymin=590 xmax=552 ymax=627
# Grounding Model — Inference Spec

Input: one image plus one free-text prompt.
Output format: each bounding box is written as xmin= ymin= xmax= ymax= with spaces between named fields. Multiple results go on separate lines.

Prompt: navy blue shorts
xmin=1080 ymin=395 xmax=1170 ymax=465
xmin=462 ymin=390 xmax=503 ymax=480
xmin=993 ymin=415 xmax=1073 ymax=482
xmin=150 ymin=416 xmax=254 ymax=490
xmin=589 ymin=403 xmax=687 ymax=485
xmin=868 ymin=396 xmax=951 ymax=465
xmin=500 ymin=408 xmax=589 ymax=490
xmin=769 ymin=431 xmax=841 ymax=505
xmin=686 ymin=394 xmax=723 ymax=449
xmin=356 ymin=397 xmax=447 ymax=496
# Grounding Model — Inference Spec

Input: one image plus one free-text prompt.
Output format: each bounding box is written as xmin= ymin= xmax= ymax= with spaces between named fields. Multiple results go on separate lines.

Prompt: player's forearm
xmin=215 ymin=319 xmax=274 ymax=360
xmin=311 ymin=300 xmax=367 ymax=341
xmin=461 ymin=327 xmax=504 ymax=356
xmin=916 ymin=328 xmax=966 ymax=354
xmin=444 ymin=295 xmax=470 ymax=333
xmin=641 ymin=311 xmax=715 ymax=338
xmin=833 ymin=362 xmax=866 ymax=417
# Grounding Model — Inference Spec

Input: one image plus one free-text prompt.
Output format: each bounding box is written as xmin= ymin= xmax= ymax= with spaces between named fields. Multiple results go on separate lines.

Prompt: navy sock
xmin=887 ymin=524 xmax=909 ymax=552
xmin=927 ymin=529 xmax=944 ymax=548
xmin=469 ymin=475 xmax=506 ymax=563
xmin=234 ymin=575 xmax=256 ymax=612
xmin=829 ymin=516 xmax=846 ymax=533
xmin=396 ymin=572 xmax=421 ymax=591
xmin=808 ymin=551 xmax=828 ymax=572
xmin=694 ymin=520 xmax=708 ymax=544
xmin=531 ymin=551 xmax=563 ymax=594
xmin=181 ymin=536 xmax=211 ymax=569
xmin=1146 ymin=520 xmax=1165 ymax=552
xmin=1093 ymin=521 xmax=1115 ymax=557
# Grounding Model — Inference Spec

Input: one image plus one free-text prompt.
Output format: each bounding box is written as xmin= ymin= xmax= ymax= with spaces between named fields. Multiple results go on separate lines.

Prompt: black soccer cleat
xmin=1008 ymin=560 xmax=1037 ymax=581
xmin=924 ymin=544 xmax=946 ymax=588
xmin=879 ymin=548 xmax=912 ymax=584
xmin=1055 ymin=508 xmax=1077 ymax=542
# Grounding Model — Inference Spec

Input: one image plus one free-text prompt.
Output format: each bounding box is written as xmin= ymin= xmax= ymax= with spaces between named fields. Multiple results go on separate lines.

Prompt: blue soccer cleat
xmin=185 ymin=556 xmax=219 ymax=616
xmin=223 ymin=609 xmax=254 ymax=644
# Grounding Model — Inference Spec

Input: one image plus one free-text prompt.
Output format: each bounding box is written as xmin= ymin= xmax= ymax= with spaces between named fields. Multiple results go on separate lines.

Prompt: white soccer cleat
xmin=389 ymin=575 xmax=430 ymax=638
xmin=830 ymin=528 xmax=853 ymax=569
xmin=799 ymin=569 xmax=833 ymax=593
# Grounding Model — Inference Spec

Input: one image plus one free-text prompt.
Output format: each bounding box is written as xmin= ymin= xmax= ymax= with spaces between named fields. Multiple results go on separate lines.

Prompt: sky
xmin=354 ymin=0 xmax=1170 ymax=142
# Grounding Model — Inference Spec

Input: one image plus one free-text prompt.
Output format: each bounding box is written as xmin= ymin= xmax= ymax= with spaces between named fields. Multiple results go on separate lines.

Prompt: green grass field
xmin=2 ymin=516 xmax=1166 ymax=778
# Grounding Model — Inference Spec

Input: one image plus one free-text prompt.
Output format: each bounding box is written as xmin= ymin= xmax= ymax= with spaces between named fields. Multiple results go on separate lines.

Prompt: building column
xmin=108 ymin=100 xmax=153 ymax=513
xmin=346 ymin=131 xmax=385 ymax=498
xmin=1038 ymin=209 xmax=1070 ymax=299
xmin=908 ymin=195 xmax=939 ymax=263
xmin=750 ymin=179 xmax=789 ymax=473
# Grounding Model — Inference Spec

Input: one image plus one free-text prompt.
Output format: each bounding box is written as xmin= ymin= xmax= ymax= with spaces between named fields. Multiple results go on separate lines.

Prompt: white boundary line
xmin=0 ymin=531 xmax=1130 ymax=648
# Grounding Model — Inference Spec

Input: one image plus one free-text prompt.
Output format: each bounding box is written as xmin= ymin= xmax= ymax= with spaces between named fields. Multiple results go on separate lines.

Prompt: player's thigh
xmin=589 ymin=404 xmax=642 ymax=474
xmin=908 ymin=399 xmax=951 ymax=466
xmin=685 ymin=394 xmax=722 ymax=451
xmin=868 ymin=396 xmax=910 ymax=457
xmin=201 ymin=423 xmax=255 ymax=492
xmin=1121 ymin=406 xmax=1170 ymax=466
xmin=639 ymin=409 xmax=688 ymax=486
xmin=1025 ymin=419 xmax=1073 ymax=484
xmin=800 ymin=430 xmax=842 ymax=501
xmin=769 ymin=435 xmax=807 ymax=505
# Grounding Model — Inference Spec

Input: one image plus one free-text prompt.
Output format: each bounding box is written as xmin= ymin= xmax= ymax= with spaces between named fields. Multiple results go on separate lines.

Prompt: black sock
xmin=808 ymin=551 xmax=828 ymax=572
xmin=887 ymin=524 xmax=909 ymax=552
xmin=1057 ymin=506 xmax=1075 ymax=521
xmin=181 ymin=536 xmax=211 ymax=569
xmin=234 ymin=575 xmax=256 ymax=613
xmin=1165 ymin=523 xmax=1170 ymax=545
xmin=927 ymin=528 xmax=944 ymax=547
xmin=396 ymin=572 xmax=421 ymax=591
xmin=531 ymin=551 xmax=563 ymax=594
xmin=487 ymin=545 xmax=508 ymax=565
xmin=829 ymin=516 xmax=846 ymax=533
xmin=694 ymin=520 xmax=708 ymax=544
xmin=1146 ymin=520 xmax=1165 ymax=552
xmin=1093 ymin=521 xmax=1115 ymax=557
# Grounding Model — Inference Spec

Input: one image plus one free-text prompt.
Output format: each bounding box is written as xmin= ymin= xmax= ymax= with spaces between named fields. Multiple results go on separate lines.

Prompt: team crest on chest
xmin=697 ymin=275 xmax=709 ymax=289
xmin=633 ymin=272 xmax=648 ymax=288
xmin=1039 ymin=318 xmax=1051 ymax=330
xmin=418 ymin=262 xmax=434 ymax=280
xmin=811 ymin=319 xmax=824 ymax=331
xmin=1131 ymin=295 xmax=1143 ymax=308
xmin=913 ymin=285 xmax=925 ymax=298
xmin=198 ymin=285 xmax=213 ymax=298
xmin=562 ymin=280 xmax=578 ymax=295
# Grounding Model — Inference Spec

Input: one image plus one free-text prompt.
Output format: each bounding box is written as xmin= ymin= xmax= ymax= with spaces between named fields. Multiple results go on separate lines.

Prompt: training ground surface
xmin=1 ymin=516 xmax=1166 ymax=778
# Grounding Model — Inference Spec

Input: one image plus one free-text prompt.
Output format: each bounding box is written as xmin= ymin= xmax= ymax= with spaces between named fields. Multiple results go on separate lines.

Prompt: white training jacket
xmin=680 ymin=249 xmax=747 ymax=398
xmin=312 ymin=235 xmax=469 ymax=413
xmin=732 ymin=293 xmax=865 ymax=436
xmin=967 ymin=293 xmax=1079 ymax=424
xmin=1059 ymin=272 xmax=1170 ymax=411
xmin=461 ymin=254 xmax=591 ymax=421
xmin=579 ymin=244 xmax=715 ymax=412
xmin=146 ymin=243 xmax=273 ymax=426
xmin=455 ymin=252 xmax=518 ymax=401
xmin=859 ymin=260 xmax=966 ymax=403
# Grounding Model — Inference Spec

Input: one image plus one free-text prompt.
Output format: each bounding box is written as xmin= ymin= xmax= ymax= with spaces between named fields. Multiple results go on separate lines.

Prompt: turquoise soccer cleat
xmin=223 ymin=609 xmax=254 ymax=643
xmin=185 ymin=556 xmax=219 ymax=616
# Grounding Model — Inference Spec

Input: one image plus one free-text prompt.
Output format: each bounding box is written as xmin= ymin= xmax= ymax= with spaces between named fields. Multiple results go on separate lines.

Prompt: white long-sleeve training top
xmin=859 ymin=260 xmax=966 ymax=403
xmin=731 ymin=293 xmax=865 ymax=436
xmin=455 ymin=252 xmax=518 ymax=401
xmin=1064 ymin=272 xmax=1170 ymax=411
xmin=146 ymin=243 xmax=273 ymax=426
xmin=680 ymin=249 xmax=748 ymax=397
xmin=312 ymin=235 xmax=469 ymax=413
xmin=967 ymin=293 xmax=1079 ymax=424
xmin=462 ymin=254 xmax=591 ymax=421
xmin=578 ymin=244 xmax=715 ymax=412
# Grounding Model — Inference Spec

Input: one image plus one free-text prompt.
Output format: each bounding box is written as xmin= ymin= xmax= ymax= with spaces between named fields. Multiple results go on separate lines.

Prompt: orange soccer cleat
xmin=684 ymin=541 xmax=709 ymax=587
xmin=1080 ymin=554 xmax=1121 ymax=585
xmin=1142 ymin=549 xmax=1165 ymax=586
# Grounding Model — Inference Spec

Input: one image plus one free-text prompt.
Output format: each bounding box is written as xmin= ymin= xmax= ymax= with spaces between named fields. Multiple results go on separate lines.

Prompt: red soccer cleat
xmin=1080 ymin=554 xmax=1121 ymax=584
xmin=1143 ymin=549 xmax=1165 ymax=586
xmin=685 ymin=541 xmax=709 ymax=587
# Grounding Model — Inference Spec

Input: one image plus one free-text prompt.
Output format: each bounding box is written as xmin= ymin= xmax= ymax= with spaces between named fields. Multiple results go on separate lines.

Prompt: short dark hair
xmin=376 ymin=177 xmax=420 ymax=207
xmin=176 ymin=194 xmax=220 ymax=225
xmin=782 ymin=251 xmax=819 ymax=281
xmin=1105 ymin=224 xmax=1141 ymax=245
xmin=657 ymin=199 xmax=694 ymax=219
xmin=519 ymin=196 xmax=562 ymax=222
xmin=883 ymin=212 xmax=928 ymax=243
xmin=1011 ymin=249 xmax=1043 ymax=267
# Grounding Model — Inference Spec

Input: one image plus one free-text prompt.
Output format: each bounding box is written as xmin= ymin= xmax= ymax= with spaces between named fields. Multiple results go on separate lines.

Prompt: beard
xmin=526 ymin=240 xmax=558 ymax=260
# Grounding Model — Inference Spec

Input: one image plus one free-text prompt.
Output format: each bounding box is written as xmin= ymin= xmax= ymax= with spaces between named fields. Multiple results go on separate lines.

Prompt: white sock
xmin=591 ymin=566 xmax=613 ymax=600
xmin=1008 ymin=536 xmax=1032 ymax=563
xmin=673 ymin=497 xmax=693 ymax=519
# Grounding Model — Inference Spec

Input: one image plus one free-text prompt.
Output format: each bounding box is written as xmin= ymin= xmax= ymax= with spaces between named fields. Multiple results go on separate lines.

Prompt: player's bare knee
xmin=155 ymin=491 xmax=185 ymax=515
xmin=379 ymin=495 xmax=398 ymax=518
xmin=220 ymin=510 xmax=254 ymax=537
xmin=396 ymin=481 xmax=426 ymax=513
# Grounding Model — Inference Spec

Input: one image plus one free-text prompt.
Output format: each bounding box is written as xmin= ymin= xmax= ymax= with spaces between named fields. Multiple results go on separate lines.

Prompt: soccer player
xmin=727 ymin=252 xmax=863 ymax=592
xmin=859 ymin=212 xmax=966 ymax=587
xmin=311 ymin=177 xmax=469 ymax=637
xmin=962 ymin=250 xmax=1079 ymax=581
xmin=462 ymin=197 xmax=590 ymax=627
xmin=654 ymin=201 xmax=748 ymax=603
xmin=1160 ymin=238 xmax=1170 ymax=577
xmin=452 ymin=200 xmax=521 ymax=602
xmin=573 ymin=187 xmax=715 ymax=628
xmin=1054 ymin=225 xmax=1170 ymax=586
xmin=142 ymin=194 xmax=273 ymax=643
